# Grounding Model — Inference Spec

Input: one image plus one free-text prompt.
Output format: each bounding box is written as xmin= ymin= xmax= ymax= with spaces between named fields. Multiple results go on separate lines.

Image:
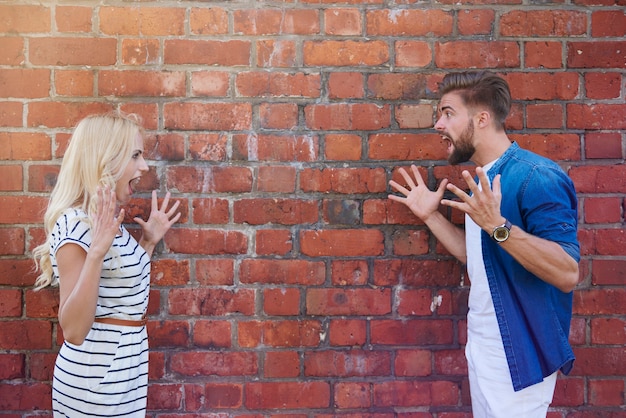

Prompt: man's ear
xmin=475 ymin=109 xmax=491 ymax=128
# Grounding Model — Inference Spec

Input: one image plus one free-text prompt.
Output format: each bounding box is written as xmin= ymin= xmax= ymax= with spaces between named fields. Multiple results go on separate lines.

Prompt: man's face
xmin=434 ymin=92 xmax=476 ymax=165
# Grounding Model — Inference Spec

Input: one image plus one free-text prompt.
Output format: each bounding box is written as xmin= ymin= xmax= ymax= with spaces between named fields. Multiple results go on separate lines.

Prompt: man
xmin=388 ymin=71 xmax=580 ymax=417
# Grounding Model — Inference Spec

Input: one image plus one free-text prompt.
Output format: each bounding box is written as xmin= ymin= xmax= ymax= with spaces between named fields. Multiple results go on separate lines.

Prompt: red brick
xmin=0 ymin=259 xmax=37 ymax=286
xmin=435 ymin=41 xmax=520 ymax=68
xmin=373 ymin=259 xmax=462 ymax=287
xmin=395 ymin=41 xmax=432 ymax=67
xmin=257 ymin=39 xmax=297 ymax=67
xmin=0 ymin=289 xmax=21 ymax=317
xmin=234 ymin=198 xmax=318 ymax=225
xmin=245 ymin=381 xmax=330 ymax=409
xmin=258 ymin=166 xmax=297 ymax=193
xmin=195 ymin=259 xmax=234 ymax=286
xmin=166 ymin=228 xmax=247 ymax=255
xmin=259 ymin=103 xmax=298 ymax=130
xmin=373 ymin=380 xmax=431 ymax=407
xmin=551 ymin=377 xmax=585 ymax=407
xmin=571 ymin=347 xmax=626 ymax=376
xmin=591 ymin=259 xmax=626 ymax=285
xmin=328 ymin=319 xmax=367 ymax=346
xmin=397 ymin=289 xmax=434 ymax=316
xmin=300 ymin=167 xmax=387 ymax=193
xmin=238 ymin=320 xmax=322 ymax=348
xmin=585 ymin=132 xmax=622 ymax=159
xmin=151 ymin=259 xmax=189 ymax=287
xmin=165 ymin=39 xmax=251 ymax=66
xmin=0 ymin=132 xmax=51 ymax=160
xmin=525 ymin=41 xmax=563 ymax=69
xmin=0 ymin=227 xmax=24 ymax=256
xmin=189 ymin=7 xmax=228 ymax=35
xmin=331 ymin=260 xmax=368 ymax=286
xmin=306 ymin=288 xmax=391 ymax=315
xmin=322 ymin=199 xmax=360 ymax=225
xmin=500 ymin=10 xmax=587 ymax=36
xmin=304 ymin=40 xmax=389 ymax=66
xmin=395 ymin=349 xmax=432 ymax=377
xmin=234 ymin=9 xmax=319 ymax=35
xmin=507 ymin=72 xmax=579 ymax=100
xmin=328 ymin=72 xmax=365 ymax=99
xmin=239 ymin=259 xmax=325 ymax=285
xmin=193 ymin=320 xmax=231 ymax=348
xmin=567 ymin=41 xmax=626 ymax=68
xmin=56 ymin=6 xmax=92 ymax=32
xmin=324 ymin=134 xmax=362 ymax=161
xmin=458 ymin=9 xmax=495 ymax=35
xmin=0 ymin=101 xmax=22 ymax=127
xmin=0 ymin=353 xmax=24 ymax=379
xmin=146 ymin=320 xmax=189 ymax=348
xmin=121 ymin=38 xmax=160 ymax=66
xmin=99 ymin=7 xmax=185 ymax=36
xmin=591 ymin=318 xmax=626 ymax=345
xmin=256 ymin=229 xmax=293 ymax=256
xmin=0 ymin=37 xmax=24 ymax=65
xmin=585 ymin=72 xmax=622 ymax=99
xmin=0 ymin=5 xmax=50 ymax=32
xmin=147 ymin=383 xmax=183 ymax=410
xmin=0 ymin=382 xmax=51 ymax=411
xmin=366 ymin=9 xmax=453 ymax=36
xmin=574 ymin=288 xmax=626 ymax=315
xmin=395 ymin=104 xmax=434 ymax=129
xmin=300 ymin=229 xmax=384 ymax=256
xmin=371 ymin=319 xmax=454 ymax=345
xmin=205 ymin=383 xmax=243 ymax=409
xmin=0 ymin=321 xmax=51 ymax=350
xmin=264 ymin=288 xmax=301 ymax=316
xmin=0 ymin=196 xmax=48 ymax=224
xmin=54 ymin=70 xmax=94 ymax=97
xmin=368 ymin=73 xmax=431 ymax=100
xmin=392 ymin=230 xmax=429 ymax=256
xmin=526 ymin=104 xmax=563 ymax=129
xmin=30 ymin=37 xmax=116 ymax=66
xmin=325 ymin=9 xmax=362 ymax=35
xmin=190 ymin=71 xmax=229 ymax=97
xmin=99 ymin=70 xmax=185 ymax=97
xmin=28 ymin=101 xmax=114 ymax=128
xmin=233 ymin=134 xmax=319 ymax=162
xmin=29 ymin=352 xmax=57 ymax=382
xmin=166 ymin=166 xmax=253 ymax=193
xmin=0 ymin=69 xmax=50 ymax=99
xmin=511 ymin=133 xmax=580 ymax=161
xmin=304 ymin=350 xmax=391 ymax=377
xmin=368 ymin=133 xmax=446 ymax=161
xmin=191 ymin=198 xmax=229 ymax=225
xmin=164 ymin=102 xmax=251 ymax=130
xmin=570 ymin=165 xmax=626 ymax=193
xmin=236 ymin=72 xmax=321 ymax=98
xmin=591 ymin=10 xmax=626 ymax=37
xmin=188 ymin=134 xmax=227 ymax=161
xmin=27 ymin=165 xmax=58 ymax=192
xmin=588 ymin=379 xmax=625 ymax=406
xmin=584 ymin=197 xmax=622 ymax=223
xmin=334 ymin=382 xmax=371 ymax=408
xmin=168 ymin=288 xmax=255 ymax=316
xmin=25 ymin=288 xmax=57 ymax=318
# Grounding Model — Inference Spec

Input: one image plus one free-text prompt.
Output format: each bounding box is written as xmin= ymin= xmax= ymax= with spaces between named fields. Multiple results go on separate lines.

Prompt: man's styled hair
xmin=438 ymin=71 xmax=511 ymax=131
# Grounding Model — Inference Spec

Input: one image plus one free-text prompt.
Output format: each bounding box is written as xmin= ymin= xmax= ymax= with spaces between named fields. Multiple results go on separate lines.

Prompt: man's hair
xmin=438 ymin=71 xmax=511 ymax=131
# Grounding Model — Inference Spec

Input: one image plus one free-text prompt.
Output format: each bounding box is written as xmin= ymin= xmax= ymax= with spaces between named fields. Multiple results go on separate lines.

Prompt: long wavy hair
xmin=33 ymin=112 xmax=144 ymax=290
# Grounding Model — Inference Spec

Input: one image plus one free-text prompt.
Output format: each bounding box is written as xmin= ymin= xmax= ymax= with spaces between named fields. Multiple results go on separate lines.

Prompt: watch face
xmin=493 ymin=227 xmax=509 ymax=242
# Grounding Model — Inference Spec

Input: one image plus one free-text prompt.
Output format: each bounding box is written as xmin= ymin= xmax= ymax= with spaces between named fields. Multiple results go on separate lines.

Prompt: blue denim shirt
xmin=481 ymin=142 xmax=580 ymax=391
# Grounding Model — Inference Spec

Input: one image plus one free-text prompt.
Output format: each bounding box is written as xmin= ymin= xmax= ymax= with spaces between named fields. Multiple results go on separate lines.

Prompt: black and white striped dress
xmin=50 ymin=208 xmax=151 ymax=417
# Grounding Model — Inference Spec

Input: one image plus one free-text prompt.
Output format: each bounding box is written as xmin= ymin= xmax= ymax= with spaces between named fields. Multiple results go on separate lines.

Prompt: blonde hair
xmin=33 ymin=112 xmax=144 ymax=290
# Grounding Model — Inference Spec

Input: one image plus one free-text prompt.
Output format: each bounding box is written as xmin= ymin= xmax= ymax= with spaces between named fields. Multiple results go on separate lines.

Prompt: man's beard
xmin=447 ymin=120 xmax=475 ymax=165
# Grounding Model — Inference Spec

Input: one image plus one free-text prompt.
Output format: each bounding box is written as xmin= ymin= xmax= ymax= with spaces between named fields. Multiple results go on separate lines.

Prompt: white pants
xmin=466 ymin=338 xmax=558 ymax=418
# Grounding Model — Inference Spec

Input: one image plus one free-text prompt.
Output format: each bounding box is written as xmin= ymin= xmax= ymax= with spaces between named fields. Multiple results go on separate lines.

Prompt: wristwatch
xmin=491 ymin=219 xmax=512 ymax=243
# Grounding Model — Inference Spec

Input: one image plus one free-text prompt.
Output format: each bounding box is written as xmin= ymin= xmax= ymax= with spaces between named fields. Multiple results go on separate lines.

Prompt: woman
xmin=33 ymin=112 xmax=181 ymax=417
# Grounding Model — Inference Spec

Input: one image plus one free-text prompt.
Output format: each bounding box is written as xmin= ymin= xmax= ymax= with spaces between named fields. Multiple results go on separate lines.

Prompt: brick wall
xmin=1 ymin=1 xmax=625 ymax=416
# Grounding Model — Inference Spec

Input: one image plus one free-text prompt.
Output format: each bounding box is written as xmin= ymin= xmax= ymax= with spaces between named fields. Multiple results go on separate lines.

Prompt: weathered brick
xmin=0 ymin=5 xmax=50 ymax=33
xmin=567 ymin=41 xmax=626 ymax=68
xmin=306 ymin=288 xmax=391 ymax=315
xmin=234 ymin=198 xmax=318 ymax=225
xmin=99 ymin=7 xmax=185 ymax=36
xmin=304 ymin=350 xmax=391 ymax=377
xmin=303 ymin=40 xmax=389 ymax=66
xmin=245 ymin=381 xmax=330 ymax=409
xmin=366 ymin=9 xmax=453 ymax=36
xmin=164 ymin=39 xmax=251 ymax=66
xmin=232 ymin=134 xmax=319 ymax=162
xmin=500 ymin=10 xmax=587 ymax=36
xmin=239 ymin=259 xmax=325 ymax=285
xmin=435 ymin=41 xmax=520 ymax=68
xmin=300 ymin=229 xmax=384 ymax=256
xmin=168 ymin=288 xmax=255 ymax=316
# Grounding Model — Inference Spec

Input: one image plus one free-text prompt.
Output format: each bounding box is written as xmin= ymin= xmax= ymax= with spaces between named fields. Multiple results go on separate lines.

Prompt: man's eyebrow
xmin=439 ymin=105 xmax=454 ymax=112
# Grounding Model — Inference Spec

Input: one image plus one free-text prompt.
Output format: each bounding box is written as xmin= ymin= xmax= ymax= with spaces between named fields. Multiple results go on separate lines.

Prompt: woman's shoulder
xmin=52 ymin=208 xmax=91 ymax=243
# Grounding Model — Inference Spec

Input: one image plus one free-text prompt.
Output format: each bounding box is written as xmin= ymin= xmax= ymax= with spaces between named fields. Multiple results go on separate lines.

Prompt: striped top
xmin=50 ymin=208 xmax=151 ymax=417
